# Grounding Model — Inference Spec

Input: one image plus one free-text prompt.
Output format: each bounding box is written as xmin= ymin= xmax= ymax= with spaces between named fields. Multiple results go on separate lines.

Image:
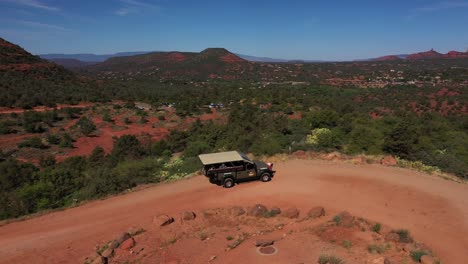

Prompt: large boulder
xmin=380 ymin=156 xmax=397 ymax=166
xmin=100 ymin=248 xmax=113 ymax=258
xmin=255 ymin=240 xmax=275 ymax=247
xmin=120 ymin=237 xmax=135 ymax=250
xmin=107 ymin=240 xmax=119 ymax=250
xmin=127 ymin=226 xmax=145 ymax=236
xmin=181 ymin=211 xmax=196 ymax=221
xmin=91 ymin=256 xmax=107 ymax=264
xmin=230 ymin=206 xmax=246 ymax=216
xmin=116 ymin=232 xmax=131 ymax=244
xmin=336 ymin=211 xmax=354 ymax=227
xmin=270 ymin=207 xmax=282 ymax=215
xmin=282 ymin=207 xmax=300 ymax=218
xmin=307 ymin=206 xmax=325 ymax=219
xmin=248 ymin=204 xmax=268 ymax=217
xmin=153 ymin=215 xmax=175 ymax=226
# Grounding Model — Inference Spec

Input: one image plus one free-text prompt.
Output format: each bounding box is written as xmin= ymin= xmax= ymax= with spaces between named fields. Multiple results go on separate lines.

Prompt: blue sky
xmin=0 ymin=0 xmax=467 ymax=60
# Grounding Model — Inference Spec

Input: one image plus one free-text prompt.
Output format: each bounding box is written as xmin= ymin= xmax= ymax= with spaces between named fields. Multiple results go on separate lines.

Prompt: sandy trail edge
xmin=0 ymin=159 xmax=467 ymax=263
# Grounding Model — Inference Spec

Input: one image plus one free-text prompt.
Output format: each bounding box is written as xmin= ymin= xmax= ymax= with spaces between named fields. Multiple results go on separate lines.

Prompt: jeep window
xmin=246 ymin=162 xmax=255 ymax=170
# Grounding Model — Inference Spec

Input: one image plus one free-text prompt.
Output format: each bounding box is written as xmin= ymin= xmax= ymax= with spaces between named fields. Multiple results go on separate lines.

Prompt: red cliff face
xmin=374 ymin=55 xmax=401 ymax=61
xmin=407 ymin=49 xmax=444 ymax=60
xmin=445 ymin=50 xmax=468 ymax=59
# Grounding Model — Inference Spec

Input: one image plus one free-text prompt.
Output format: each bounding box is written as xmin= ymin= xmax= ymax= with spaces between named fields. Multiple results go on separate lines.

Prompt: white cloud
xmin=14 ymin=19 xmax=68 ymax=31
xmin=415 ymin=1 xmax=468 ymax=12
xmin=115 ymin=0 xmax=160 ymax=16
xmin=1 ymin=0 xmax=60 ymax=11
xmin=408 ymin=1 xmax=468 ymax=19
xmin=121 ymin=0 xmax=159 ymax=9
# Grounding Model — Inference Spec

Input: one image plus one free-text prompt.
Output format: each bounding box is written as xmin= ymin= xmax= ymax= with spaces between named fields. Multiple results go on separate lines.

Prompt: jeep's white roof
xmin=198 ymin=151 xmax=250 ymax=165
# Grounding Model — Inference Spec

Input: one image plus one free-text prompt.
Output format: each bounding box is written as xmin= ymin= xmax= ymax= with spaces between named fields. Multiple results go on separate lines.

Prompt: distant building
xmin=135 ymin=102 xmax=152 ymax=110
xmin=209 ymin=103 xmax=224 ymax=109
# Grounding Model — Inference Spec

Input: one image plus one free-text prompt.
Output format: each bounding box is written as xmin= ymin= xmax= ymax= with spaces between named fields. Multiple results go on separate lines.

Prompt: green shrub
xmin=367 ymin=244 xmax=389 ymax=254
xmin=342 ymin=240 xmax=352 ymax=249
xmin=59 ymin=133 xmax=74 ymax=148
xmin=332 ymin=215 xmax=342 ymax=225
xmin=393 ymin=229 xmax=413 ymax=243
xmin=372 ymin=223 xmax=381 ymax=233
xmin=318 ymin=254 xmax=345 ymax=264
xmin=18 ymin=137 xmax=47 ymax=149
xmin=410 ymin=250 xmax=428 ymax=262
xmin=76 ymin=117 xmax=97 ymax=136
xmin=46 ymin=134 xmax=60 ymax=145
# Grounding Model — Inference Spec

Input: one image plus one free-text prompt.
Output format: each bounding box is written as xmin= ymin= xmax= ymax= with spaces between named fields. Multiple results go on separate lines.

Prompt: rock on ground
xmin=270 ymin=207 xmax=281 ymax=215
xmin=120 ymin=237 xmax=135 ymax=250
xmin=116 ymin=232 xmax=131 ymax=244
xmin=91 ymin=256 xmax=107 ymax=264
xmin=100 ymin=248 xmax=113 ymax=258
xmin=282 ymin=207 xmax=300 ymax=218
xmin=230 ymin=206 xmax=245 ymax=216
xmin=153 ymin=215 xmax=175 ymax=226
xmin=255 ymin=240 xmax=275 ymax=247
xmin=384 ymin=232 xmax=399 ymax=242
xmin=107 ymin=240 xmax=119 ymax=250
xmin=181 ymin=211 xmax=196 ymax=221
xmin=248 ymin=204 xmax=268 ymax=217
xmin=307 ymin=206 xmax=325 ymax=219
xmin=337 ymin=211 xmax=355 ymax=227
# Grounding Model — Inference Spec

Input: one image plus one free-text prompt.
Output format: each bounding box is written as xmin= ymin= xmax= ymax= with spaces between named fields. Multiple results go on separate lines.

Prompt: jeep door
xmin=237 ymin=161 xmax=257 ymax=180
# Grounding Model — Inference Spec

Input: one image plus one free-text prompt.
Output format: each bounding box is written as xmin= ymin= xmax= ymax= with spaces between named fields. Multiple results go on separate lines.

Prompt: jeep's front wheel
xmin=223 ymin=178 xmax=234 ymax=188
xmin=261 ymin=172 xmax=271 ymax=182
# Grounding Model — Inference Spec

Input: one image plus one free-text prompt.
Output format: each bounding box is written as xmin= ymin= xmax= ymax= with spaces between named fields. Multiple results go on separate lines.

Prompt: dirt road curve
xmin=0 ymin=160 xmax=467 ymax=263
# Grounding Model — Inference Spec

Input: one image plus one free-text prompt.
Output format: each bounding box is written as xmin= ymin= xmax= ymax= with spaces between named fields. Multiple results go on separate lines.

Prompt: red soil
xmin=436 ymin=87 xmax=460 ymax=97
xmin=57 ymin=117 xmax=169 ymax=160
xmin=0 ymin=160 xmax=467 ymax=263
xmin=0 ymin=102 xmax=94 ymax=115
xmin=287 ymin=111 xmax=302 ymax=120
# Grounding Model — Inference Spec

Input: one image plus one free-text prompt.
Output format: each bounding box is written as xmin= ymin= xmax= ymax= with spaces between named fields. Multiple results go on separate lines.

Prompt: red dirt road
xmin=0 ymin=160 xmax=467 ymax=263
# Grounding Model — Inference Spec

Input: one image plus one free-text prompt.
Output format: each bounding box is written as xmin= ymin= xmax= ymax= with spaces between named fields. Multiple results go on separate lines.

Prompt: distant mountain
xmin=372 ymin=49 xmax=467 ymax=61
xmin=84 ymin=48 xmax=250 ymax=80
xmin=236 ymin=54 xmax=289 ymax=62
xmin=39 ymin=51 xmax=152 ymax=62
xmin=373 ymin=55 xmax=403 ymax=61
xmin=41 ymin=51 xmax=325 ymax=63
xmin=48 ymin=58 xmax=98 ymax=69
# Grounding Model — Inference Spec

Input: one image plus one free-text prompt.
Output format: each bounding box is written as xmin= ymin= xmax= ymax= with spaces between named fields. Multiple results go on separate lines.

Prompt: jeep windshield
xmin=239 ymin=152 xmax=253 ymax=164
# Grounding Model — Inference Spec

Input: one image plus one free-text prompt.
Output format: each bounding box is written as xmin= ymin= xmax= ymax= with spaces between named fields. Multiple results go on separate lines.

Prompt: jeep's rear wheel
xmin=223 ymin=178 xmax=234 ymax=188
xmin=261 ymin=172 xmax=271 ymax=182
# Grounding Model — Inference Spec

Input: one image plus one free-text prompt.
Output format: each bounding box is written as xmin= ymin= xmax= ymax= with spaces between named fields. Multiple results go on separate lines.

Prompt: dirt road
xmin=0 ymin=160 xmax=467 ymax=263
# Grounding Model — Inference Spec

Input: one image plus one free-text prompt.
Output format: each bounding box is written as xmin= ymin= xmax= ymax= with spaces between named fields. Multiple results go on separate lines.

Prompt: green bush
xmin=393 ymin=229 xmax=413 ymax=243
xmin=318 ymin=254 xmax=345 ymax=264
xmin=18 ymin=137 xmax=47 ymax=149
xmin=410 ymin=250 xmax=428 ymax=262
xmin=372 ymin=223 xmax=381 ymax=233
xmin=76 ymin=117 xmax=97 ymax=136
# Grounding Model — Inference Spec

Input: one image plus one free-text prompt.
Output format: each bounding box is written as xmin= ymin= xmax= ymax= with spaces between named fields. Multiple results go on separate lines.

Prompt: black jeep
xmin=198 ymin=151 xmax=276 ymax=188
